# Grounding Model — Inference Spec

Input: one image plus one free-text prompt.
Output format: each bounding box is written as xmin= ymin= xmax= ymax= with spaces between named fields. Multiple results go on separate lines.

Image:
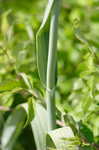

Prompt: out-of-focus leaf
xmin=20 ymin=97 xmax=35 ymax=127
xmin=36 ymin=0 xmax=55 ymax=86
xmin=80 ymin=145 xmax=95 ymax=150
xmin=31 ymin=103 xmax=47 ymax=150
xmin=73 ymin=19 xmax=95 ymax=55
xmin=0 ymin=113 xmax=4 ymax=134
xmin=77 ymin=53 xmax=95 ymax=78
xmin=82 ymin=93 xmax=93 ymax=113
xmin=1 ymin=10 xmax=11 ymax=36
xmin=64 ymin=114 xmax=79 ymax=136
xmin=74 ymin=23 xmax=88 ymax=45
xmin=0 ymin=73 xmax=33 ymax=93
xmin=0 ymin=93 xmax=13 ymax=107
xmin=46 ymin=127 xmax=76 ymax=150
xmin=18 ymin=72 xmax=32 ymax=89
xmin=0 ymin=80 xmax=22 ymax=93
xmin=1 ymin=97 xmax=35 ymax=150
xmin=25 ymin=24 xmax=34 ymax=41
xmin=78 ymin=121 xmax=94 ymax=144
xmin=1 ymin=107 xmax=26 ymax=150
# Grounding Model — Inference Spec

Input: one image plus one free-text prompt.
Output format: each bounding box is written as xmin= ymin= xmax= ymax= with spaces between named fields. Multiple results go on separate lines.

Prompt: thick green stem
xmin=46 ymin=0 xmax=61 ymax=131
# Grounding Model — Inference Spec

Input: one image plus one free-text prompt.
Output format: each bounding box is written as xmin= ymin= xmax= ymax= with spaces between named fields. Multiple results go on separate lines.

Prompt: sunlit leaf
xmin=77 ymin=53 xmax=95 ymax=78
xmin=0 ymin=80 xmax=22 ymax=93
xmin=1 ymin=10 xmax=11 ymax=36
xmin=46 ymin=127 xmax=76 ymax=150
xmin=0 ymin=73 xmax=33 ymax=93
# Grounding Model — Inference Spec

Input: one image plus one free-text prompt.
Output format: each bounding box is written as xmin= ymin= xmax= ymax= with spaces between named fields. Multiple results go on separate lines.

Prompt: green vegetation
xmin=0 ymin=0 xmax=99 ymax=150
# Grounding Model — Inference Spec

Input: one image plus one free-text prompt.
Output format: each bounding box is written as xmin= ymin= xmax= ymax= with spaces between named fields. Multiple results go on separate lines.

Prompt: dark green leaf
xmin=80 ymin=145 xmax=95 ymax=150
xmin=78 ymin=121 xmax=94 ymax=144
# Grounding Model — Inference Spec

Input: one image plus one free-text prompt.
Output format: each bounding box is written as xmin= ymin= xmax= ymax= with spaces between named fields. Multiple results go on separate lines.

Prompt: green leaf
xmin=1 ymin=10 xmax=11 ymax=36
xmin=78 ymin=121 xmax=94 ymax=144
xmin=64 ymin=114 xmax=79 ymax=136
xmin=20 ymin=97 xmax=35 ymax=127
xmin=1 ymin=107 xmax=26 ymax=150
xmin=0 ymin=93 xmax=13 ymax=107
xmin=46 ymin=127 xmax=76 ymax=150
xmin=0 ymin=113 xmax=4 ymax=134
xmin=1 ymin=98 xmax=35 ymax=150
xmin=0 ymin=73 xmax=33 ymax=93
xmin=73 ymin=19 xmax=95 ymax=55
xmin=80 ymin=145 xmax=95 ymax=150
xmin=82 ymin=94 xmax=93 ymax=114
xmin=36 ymin=0 xmax=55 ymax=85
xmin=77 ymin=53 xmax=95 ymax=78
xmin=0 ymin=80 xmax=22 ymax=93
xmin=31 ymin=103 xmax=48 ymax=150
xmin=73 ymin=19 xmax=88 ymax=45
xmin=18 ymin=73 xmax=32 ymax=89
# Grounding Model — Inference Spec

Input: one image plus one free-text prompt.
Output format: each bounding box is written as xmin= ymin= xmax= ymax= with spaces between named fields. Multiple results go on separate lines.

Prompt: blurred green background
xmin=0 ymin=0 xmax=99 ymax=149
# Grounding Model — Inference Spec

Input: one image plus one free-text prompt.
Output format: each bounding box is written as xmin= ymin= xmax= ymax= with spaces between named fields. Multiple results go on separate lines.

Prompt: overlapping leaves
xmin=36 ymin=0 xmax=57 ymax=86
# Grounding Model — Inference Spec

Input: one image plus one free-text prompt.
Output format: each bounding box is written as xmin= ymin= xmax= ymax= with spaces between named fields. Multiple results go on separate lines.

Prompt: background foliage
xmin=0 ymin=0 xmax=99 ymax=150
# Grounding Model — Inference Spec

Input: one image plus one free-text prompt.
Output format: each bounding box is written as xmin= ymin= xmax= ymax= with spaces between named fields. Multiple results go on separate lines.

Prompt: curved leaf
xmin=20 ymin=97 xmax=35 ymax=127
xmin=1 ymin=107 xmax=26 ymax=150
xmin=18 ymin=72 xmax=32 ymax=89
xmin=46 ymin=127 xmax=76 ymax=150
xmin=1 ymin=98 xmax=35 ymax=150
xmin=73 ymin=19 xmax=95 ymax=55
xmin=36 ymin=0 xmax=54 ymax=85
xmin=0 ymin=73 xmax=33 ymax=93
xmin=64 ymin=114 xmax=79 ymax=136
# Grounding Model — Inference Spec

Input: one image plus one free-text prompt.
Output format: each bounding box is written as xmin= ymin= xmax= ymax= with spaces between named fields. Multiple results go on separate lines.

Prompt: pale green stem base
xmin=46 ymin=90 xmax=56 ymax=130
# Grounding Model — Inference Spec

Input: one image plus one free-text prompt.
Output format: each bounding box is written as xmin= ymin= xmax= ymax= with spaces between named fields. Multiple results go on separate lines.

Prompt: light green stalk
xmin=46 ymin=0 xmax=61 ymax=131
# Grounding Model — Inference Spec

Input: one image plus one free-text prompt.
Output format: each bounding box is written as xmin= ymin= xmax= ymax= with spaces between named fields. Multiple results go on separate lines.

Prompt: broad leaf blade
xmin=46 ymin=127 xmax=76 ymax=150
xmin=31 ymin=103 xmax=48 ymax=150
xmin=36 ymin=0 xmax=54 ymax=85
xmin=1 ymin=107 xmax=26 ymax=150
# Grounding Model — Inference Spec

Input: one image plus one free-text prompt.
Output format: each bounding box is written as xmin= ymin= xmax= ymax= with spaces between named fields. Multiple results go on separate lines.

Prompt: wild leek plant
xmin=36 ymin=0 xmax=61 ymax=130
xmin=0 ymin=1 xmax=98 ymax=150
xmin=46 ymin=0 xmax=61 ymax=130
